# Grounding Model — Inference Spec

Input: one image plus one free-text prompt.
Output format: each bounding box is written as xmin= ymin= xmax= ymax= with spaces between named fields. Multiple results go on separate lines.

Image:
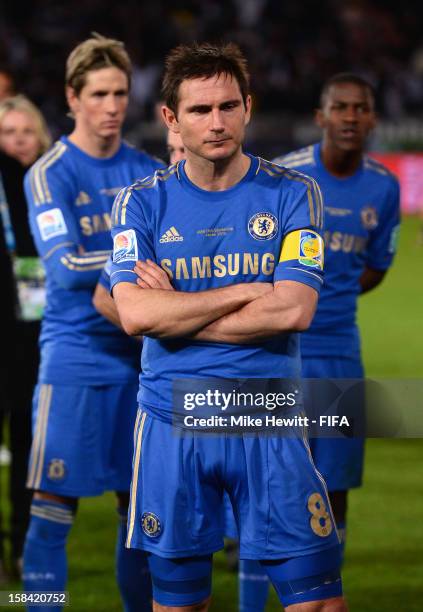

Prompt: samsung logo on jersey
xmin=80 ymin=212 xmax=111 ymax=236
xmin=160 ymin=252 xmax=275 ymax=280
xmin=324 ymin=231 xmax=368 ymax=254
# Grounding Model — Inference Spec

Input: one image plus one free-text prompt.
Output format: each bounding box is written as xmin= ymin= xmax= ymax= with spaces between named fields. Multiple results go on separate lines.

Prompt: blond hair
xmin=0 ymin=95 xmax=51 ymax=155
xmin=66 ymin=32 xmax=131 ymax=94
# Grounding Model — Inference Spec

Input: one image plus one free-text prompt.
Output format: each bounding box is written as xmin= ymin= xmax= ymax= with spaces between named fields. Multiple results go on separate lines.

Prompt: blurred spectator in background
xmin=166 ymin=129 xmax=185 ymax=164
xmin=0 ymin=68 xmax=15 ymax=102
xmin=0 ymin=96 xmax=50 ymax=167
xmin=2 ymin=0 xmax=423 ymax=145
xmin=0 ymin=95 xmax=51 ymax=579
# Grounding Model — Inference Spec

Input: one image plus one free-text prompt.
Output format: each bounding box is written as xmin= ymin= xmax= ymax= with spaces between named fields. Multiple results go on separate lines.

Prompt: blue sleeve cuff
xmin=110 ymin=269 xmax=138 ymax=292
xmin=274 ymin=263 xmax=323 ymax=293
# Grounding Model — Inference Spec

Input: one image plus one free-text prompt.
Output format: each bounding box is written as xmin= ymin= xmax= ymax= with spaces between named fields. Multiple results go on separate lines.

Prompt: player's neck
xmin=68 ymin=128 xmax=121 ymax=159
xmin=320 ymin=142 xmax=363 ymax=178
xmin=184 ymin=151 xmax=251 ymax=191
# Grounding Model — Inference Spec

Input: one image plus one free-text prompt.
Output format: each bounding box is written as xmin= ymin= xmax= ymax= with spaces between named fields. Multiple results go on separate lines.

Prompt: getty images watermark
xmin=172 ymin=378 xmax=423 ymax=437
xmin=182 ymin=387 xmax=310 ymax=429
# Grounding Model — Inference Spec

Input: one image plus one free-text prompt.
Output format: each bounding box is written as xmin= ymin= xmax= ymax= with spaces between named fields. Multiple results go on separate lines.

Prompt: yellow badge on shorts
xmin=279 ymin=229 xmax=324 ymax=270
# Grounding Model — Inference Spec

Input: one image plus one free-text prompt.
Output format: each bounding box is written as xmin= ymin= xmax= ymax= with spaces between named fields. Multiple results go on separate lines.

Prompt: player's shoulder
xmin=121 ymin=140 xmax=165 ymax=170
xmin=256 ymin=155 xmax=321 ymax=194
xmin=112 ymin=163 xmax=179 ymax=222
xmin=26 ymin=139 xmax=69 ymax=179
xmin=25 ymin=139 xmax=71 ymax=205
xmin=125 ymin=162 xmax=179 ymax=194
xmin=272 ymin=144 xmax=316 ymax=170
xmin=362 ymin=154 xmax=399 ymax=185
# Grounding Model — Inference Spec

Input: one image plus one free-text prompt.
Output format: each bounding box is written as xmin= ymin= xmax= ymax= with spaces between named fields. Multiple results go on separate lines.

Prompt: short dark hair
xmin=320 ymin=72 xmax=375 ymax=108
xmin=162 ymin=42 xmax=250 ymax=114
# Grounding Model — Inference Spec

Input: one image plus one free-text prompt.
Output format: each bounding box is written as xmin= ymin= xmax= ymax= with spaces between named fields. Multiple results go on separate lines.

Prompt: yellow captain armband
xmin=279 ymin=229 xmax=324 ymax=270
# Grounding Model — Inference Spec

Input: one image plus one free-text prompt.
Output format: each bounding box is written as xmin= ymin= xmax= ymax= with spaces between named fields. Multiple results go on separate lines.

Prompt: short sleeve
xmin=25 ymin=152 xmax=109 ymax=290
xmin=25 ymin=157 xmax=79 ymax=256
xmin=98 ymin=256 xmax=112 ymax=289
xmin=366 ymin=178 xmax=401 ymax=270
xmin=274 ymin=172 xmax=325 ymax=293
xmin=109 ymin=185 xmax=155 ymax=291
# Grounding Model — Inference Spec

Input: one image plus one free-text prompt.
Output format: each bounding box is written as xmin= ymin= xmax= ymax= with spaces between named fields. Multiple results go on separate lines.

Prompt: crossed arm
xmin=93 ymin=282 xmax=123 ymax=329
xmin=112 ymin=260 xmax=318 ymax=344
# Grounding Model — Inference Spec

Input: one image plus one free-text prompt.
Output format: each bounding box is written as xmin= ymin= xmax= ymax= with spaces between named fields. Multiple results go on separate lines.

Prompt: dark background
xmin=1 ymin=0 xmax=423 ymax=158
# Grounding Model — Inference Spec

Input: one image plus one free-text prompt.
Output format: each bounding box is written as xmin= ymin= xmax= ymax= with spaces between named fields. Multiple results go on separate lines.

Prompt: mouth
xmin=205 ymin=137 xmax=231 ymax=144
xmin=340 ymin=128 xmax=359 ymax=138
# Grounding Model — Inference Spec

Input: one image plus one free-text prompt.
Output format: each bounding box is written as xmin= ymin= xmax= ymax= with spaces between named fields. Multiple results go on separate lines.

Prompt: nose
xmin=210 ymin=108 xmax=224 ymax=132
xmin=105 ymin=95 xmax=119 ymax=115
xmin=344 ymin=106 xmax=358 ymax=123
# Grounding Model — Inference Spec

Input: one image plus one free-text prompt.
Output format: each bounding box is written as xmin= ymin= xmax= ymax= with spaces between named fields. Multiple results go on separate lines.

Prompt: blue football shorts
xmin=302 ymin=356 xmax=365 ymax=491
xmin=223 ymin=491 xmax=238 ymax=539
xmin=27 ymin=382 xmax=139 ymax=497
xmin=126 ymin=409 xmax=340 ymax=560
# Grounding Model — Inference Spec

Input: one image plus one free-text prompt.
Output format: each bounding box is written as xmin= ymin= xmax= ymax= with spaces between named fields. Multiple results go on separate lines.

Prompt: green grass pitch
xmin=1 ymin=216 xmax=422 ymax=610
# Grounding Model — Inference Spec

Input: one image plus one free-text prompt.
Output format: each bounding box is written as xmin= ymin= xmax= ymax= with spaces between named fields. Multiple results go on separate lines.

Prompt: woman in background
xmin=0 ymin=95 xmax=50 ymax=166
xmin=0 ymin=95 xmax=51 ymax=580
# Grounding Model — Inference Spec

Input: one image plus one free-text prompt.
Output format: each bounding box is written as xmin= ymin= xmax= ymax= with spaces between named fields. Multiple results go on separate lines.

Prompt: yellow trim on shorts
xmin=126 ymin=411 xmax=147 ymax=547
xmin=27 ymin=385 xmax=52 ymax=489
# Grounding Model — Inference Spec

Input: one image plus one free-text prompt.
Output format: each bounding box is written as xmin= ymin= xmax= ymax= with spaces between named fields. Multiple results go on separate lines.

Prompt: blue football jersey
xmin=274 ymin=143 xmax=400 ymax=357
xmin=110 ymin=155 xmax=325 ymax=422
xmin=25 ymin=136 xmax=162 ymax=384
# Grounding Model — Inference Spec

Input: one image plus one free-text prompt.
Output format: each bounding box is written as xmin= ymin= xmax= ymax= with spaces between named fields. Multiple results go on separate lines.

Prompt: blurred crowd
xmin=1 ymin=0 xmax=423 ymax=141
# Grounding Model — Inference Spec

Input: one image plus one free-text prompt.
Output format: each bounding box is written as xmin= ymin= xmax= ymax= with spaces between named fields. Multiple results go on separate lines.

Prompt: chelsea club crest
xmin=248 ymin=212 xmax=278 ymax=240
xmin=141 ymin=512 xmax=162 ymax=537
xmin=47 ymin=458 xmax=67 ymax=481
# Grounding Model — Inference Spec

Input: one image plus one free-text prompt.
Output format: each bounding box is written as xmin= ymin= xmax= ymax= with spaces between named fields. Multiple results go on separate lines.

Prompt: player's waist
xmin=300 ymin=325 xmax=360 ymax=357
xmin=38 ymin=336 xmax=140 ymax=381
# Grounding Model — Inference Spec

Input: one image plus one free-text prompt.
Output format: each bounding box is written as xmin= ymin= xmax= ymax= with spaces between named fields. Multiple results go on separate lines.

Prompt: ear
xmin=368 ymin=111 xmax=377 ymax=131
xmin=315 ymin=108 xmax=325 ymax=129
xmin=66 ymin=86 xmax=79 ymax=116
xmin=161 ymin=105 xmax=180 ymax=134
xmin=244 ymin=94 xmax=252 ymax=126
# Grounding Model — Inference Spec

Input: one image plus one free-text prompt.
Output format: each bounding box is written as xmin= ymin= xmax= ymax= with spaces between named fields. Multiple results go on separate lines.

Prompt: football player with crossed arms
xmin=110 ymin=42 xmax=346 ymax=611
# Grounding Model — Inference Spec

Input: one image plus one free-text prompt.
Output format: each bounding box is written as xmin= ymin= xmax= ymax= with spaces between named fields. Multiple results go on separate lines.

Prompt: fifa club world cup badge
xmin=298 ymin=230 xmax=324 ymax=269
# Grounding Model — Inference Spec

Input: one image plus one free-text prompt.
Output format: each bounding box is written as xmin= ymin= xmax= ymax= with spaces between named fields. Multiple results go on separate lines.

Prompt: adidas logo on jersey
xmin=75 ymin=191 xmax=92 ymax=206
xmin=159 ymin=226 xmax=184 ymax=243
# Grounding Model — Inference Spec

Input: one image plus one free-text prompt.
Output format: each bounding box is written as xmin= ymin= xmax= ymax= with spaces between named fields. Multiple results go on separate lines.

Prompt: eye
xmin=221 ymin=102 xmax=239 ymax=111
